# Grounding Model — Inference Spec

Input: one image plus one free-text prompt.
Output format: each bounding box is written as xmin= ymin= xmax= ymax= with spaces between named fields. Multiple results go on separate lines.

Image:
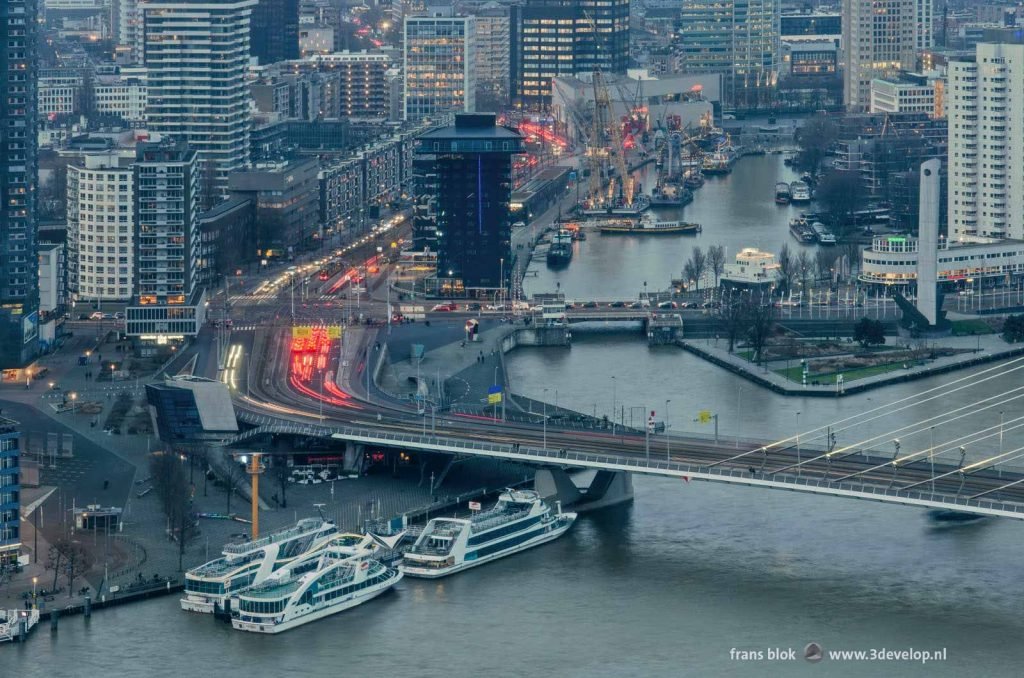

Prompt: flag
xmin=682 ymin=476 xmax=690 ymax=483
xmin=488 ymin=385 xmax=502 ymax=404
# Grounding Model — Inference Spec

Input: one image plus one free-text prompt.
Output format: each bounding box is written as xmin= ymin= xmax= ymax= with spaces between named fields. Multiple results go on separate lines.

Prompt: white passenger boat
xmin=231 ymin=534 xmax=400 ymax=634
xmin=180 ymin=518 xmax=338 ymax=614
xmin=401 ymin=489 xmax=576 ymax=579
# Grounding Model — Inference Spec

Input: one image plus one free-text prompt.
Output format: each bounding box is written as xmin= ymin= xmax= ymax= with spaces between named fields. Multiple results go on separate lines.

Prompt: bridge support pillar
xmin=534 ymin=468 xmax=634 ymax=512
xmin=343 ymin=442 xmax=365 ymax=474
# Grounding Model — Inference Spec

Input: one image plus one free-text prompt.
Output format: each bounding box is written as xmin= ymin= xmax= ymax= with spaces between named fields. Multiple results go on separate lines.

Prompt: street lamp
xmin=70 ymin=392 xmax=77 ymax=414
xmin=611 ymin=375 xmax=617 ymax=434
xmin=795 ymin=411 xmax=801 ymax=473
xmin=665 ymin=399 xmax=672 ymax=460
xmin=542 ymin=387 xmax=549 ymax=450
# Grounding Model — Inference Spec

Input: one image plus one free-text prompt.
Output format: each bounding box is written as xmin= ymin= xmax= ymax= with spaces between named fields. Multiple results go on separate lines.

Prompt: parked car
xmin=114 ymin=311 xmax=125 ymax=320
xmin=467 ymin=303 xmax=482 ymax=311
xmin=609 ymin=301 xmax=626 ymax=308
xmin=90 ymin=311 xmax=104 ymax=320
xmin=431 ymin=303 xmax=457 ymax=312
xmin=657 ymin=301 xmax=678 ymax=309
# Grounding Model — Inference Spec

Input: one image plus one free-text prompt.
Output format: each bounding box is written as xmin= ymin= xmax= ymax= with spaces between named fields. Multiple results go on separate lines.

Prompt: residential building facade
xmin=948 ymin=39 xmax=1024 ymax=240
xmin=143 ymin=0 xmax=256 ymax=203
xmin=404 ymin=10 xmax=476 ymax=120
xmin=842 ymin=0 xmax=917 ymax=111
xmin=1 ymin=0 xmax=40 ymax=368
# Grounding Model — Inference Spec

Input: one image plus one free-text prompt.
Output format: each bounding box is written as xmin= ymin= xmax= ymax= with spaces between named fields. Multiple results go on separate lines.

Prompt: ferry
xmin=789 ymin=217 xmax=815 ymax=244
xmin=774 ymin=182 xmax=792 ymax=205
xmin=231 ymin=534 xmax=400 ymax=634
xmin=546 ymin=229 xmax=573 ymax=266
xmin=790 ymin=181 xmax=811 ymax=204
xmin=401 ymin=489 xmax=576 ymax=579
xmin=811 ymin=221 xmax=836 ymax=245
xmin=598 ymin=216 xmax=701 ymax=235
xmin=180 ymin=518 xmax=338 ymax=614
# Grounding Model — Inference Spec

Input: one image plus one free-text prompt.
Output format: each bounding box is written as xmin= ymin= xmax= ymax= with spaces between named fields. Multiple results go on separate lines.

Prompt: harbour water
xmin=525 ymin=153 xmax=816 ymax=299
xmin=9 ymin=154 xmax=1024 ymax=677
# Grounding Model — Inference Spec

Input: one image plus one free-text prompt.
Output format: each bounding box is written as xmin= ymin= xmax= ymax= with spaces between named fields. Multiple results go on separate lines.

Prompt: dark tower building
xmin=415 ymin=114 xmax=523 ymax=289
xmin=0 ymin=0 xmax=40 ymax=367
xmin=251 ymin=0 xmax=300 ymax=64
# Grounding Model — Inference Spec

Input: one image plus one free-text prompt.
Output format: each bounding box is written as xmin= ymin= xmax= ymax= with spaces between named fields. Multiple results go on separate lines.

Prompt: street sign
xmin=468 ymin=501 xmax=482 ymax=511
xmin=327 ymin=325 xmax=342 ymax=339
xmin=697 ymin=410 xmax=712 ymax=424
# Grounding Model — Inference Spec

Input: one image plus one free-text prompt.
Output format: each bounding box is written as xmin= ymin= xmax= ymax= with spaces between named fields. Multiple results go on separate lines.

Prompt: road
xmin=229 ymin=321 xmax=1024 ymax=516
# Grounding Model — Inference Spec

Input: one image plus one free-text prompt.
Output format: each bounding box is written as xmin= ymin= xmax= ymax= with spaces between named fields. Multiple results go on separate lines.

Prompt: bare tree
xmin=796 ymin=250 xmax=812 ymax=296
xmin=714 ymin=290 xmax=751 ymax=353
xmin=150 ymin=452 xmax=199 ymax=571
xmin=707 ymin=245 xmax=726 ymax=287
xmin=815 ymin=249 xmax=837 ymax=284
xmin=683 ymin=246 xmax=708 ymax=292
xmin=776 ymin=243 xmax=796 ymax=295
xmin=48 ymin=537 xmax=93 ymax=597
xmin=746 ymin=298 xmax=777 ymax=364
xmin=224 ymin=457 xmax=247 ymax=515
xmin=273 ymin=457 xmax=290 ymax=509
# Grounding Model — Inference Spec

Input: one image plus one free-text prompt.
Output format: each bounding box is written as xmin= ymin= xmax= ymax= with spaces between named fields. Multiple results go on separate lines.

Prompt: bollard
xmin=84 ymin=596 xmax=92 ymax=618
xmin=51 ymin=609 xmax=59 ymax=632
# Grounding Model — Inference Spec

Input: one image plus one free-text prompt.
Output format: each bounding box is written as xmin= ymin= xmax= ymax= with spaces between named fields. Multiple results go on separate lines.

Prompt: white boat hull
xmin=179 ymin=596 xmax=218 ymax=614
xmin=231 ymin=571 xmax=402 ymax=634
xmin=402 ymin=515 xmax=576 ymax=579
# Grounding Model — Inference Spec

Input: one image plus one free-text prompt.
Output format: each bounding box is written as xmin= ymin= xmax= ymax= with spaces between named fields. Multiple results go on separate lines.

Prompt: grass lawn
xmin=774 ymin=361 xmax=915 ymax=385
xmin=951 ymin=319 xmax=994 ymax=336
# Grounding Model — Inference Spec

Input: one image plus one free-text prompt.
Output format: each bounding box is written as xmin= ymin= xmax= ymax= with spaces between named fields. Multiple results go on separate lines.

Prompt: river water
xmin=9 ymin=154 xmax=1024 ymax=677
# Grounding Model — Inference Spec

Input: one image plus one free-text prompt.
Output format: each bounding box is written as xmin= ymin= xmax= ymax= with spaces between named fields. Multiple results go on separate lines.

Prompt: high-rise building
xmin=113 ymin=0 xmax=145 ymax=64
xmin=251 ymin=0 xmax=299 ymax=65
xmin=126 ymin=137 xmax=206 ymax=343
xmin=0 ymin=415 xmax=21 ymax=566
xmin=466 ymin=1 xmax=512 ymax=100
xmin=513 ymin=0 xmax=630 ymax=107
xmin=677 ymin=0 xmax=780 ymax=108
xmin=842 ymin=0 xmax=916 ymax=111
xmin=312 ymin=52 xmax=391 ymax=119
xmin=415 ymin=113 xmax=522 ymax=289
xmin=916 ymin=0 xmax=934 ymax=51
xmin=1 ymin=0 xmax=40 ymax=368
xmin=143 ymin=0 xmax=256 ymax=203
xmin=404 ymin=9 xmax=476 ymax=120
xmin=948 ymin=39 xmax=1024 ymax=240
xmin=67 ymin=152 xmax=137 ymax=303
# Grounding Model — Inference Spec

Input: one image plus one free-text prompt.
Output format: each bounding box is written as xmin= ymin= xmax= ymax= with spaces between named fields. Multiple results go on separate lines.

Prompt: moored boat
xmin=775 ymin=182 xmax=792 ymax=205
xmin=789 ymin=217 xmax=815 ymax=244
xmin=598 ymin=216 xmax=701 ymax=235
xmin=790 ymin=181 xmax=811 ymax=204
xmin=181 ymin=518 xmax=339 ymax=614
xmin=546 ymin=229 xmax=574 ymax=266
xmin=401 ymin=489 xmax=576 ymax=579
xmin=811 ymin=221 xmax=836 ymax=245
xmin=231 ymin=534 xmax=400 ymax=634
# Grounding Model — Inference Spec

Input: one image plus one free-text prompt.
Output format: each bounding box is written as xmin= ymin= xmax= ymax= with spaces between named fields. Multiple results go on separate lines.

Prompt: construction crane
xmin=581 ymin=12 xmax=634 ymax=208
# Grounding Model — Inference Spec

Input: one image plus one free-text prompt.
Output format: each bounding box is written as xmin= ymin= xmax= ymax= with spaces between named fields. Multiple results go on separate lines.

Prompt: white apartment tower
xmin=67 ymin=153 xmax=137 ymax=302
xmin=916 ymin=0 xmax=934 ymax=51
xmin=403 ymin=8 xmax=476 ymax=121
xmin=948 ymin=42 xmax=1024 ymax=240
xmin=842 ymin=0 xmax=917 ymax=111
xmin=142 ymin=0 xmax=255 ymax=202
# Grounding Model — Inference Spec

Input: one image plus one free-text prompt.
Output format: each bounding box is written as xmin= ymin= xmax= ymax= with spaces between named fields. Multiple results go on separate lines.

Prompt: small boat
xmin=702 ymin=152 xmax=733 ymax=175
xmin=789 ymin=217 xmax=815 ymax=244
xmin=811 ymin=221 xmax=836 ymax=245
xmin=546 ymin=229 xmax=573 ymax=266
xmin=927 ymin=509 xmax=987 ymax=527
xmin=649 ymin=184 xmax=693 ymax=207
xmin=402 ymin=489 xmax=576 ymax=579
xmin=231 ymin=534 xmax=400 ymax=633
xmin=580 ymin=193 xmax=651 ymax=217
xmin=790 ymin=181 xmax=811 ymax=204
xmin=683 ymin=172 xmax=705 ymax=189
xmin=775 ymin=182 xmax=792 ymax=205
xmin=599 ymin=216 xmax=701 ymax=235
